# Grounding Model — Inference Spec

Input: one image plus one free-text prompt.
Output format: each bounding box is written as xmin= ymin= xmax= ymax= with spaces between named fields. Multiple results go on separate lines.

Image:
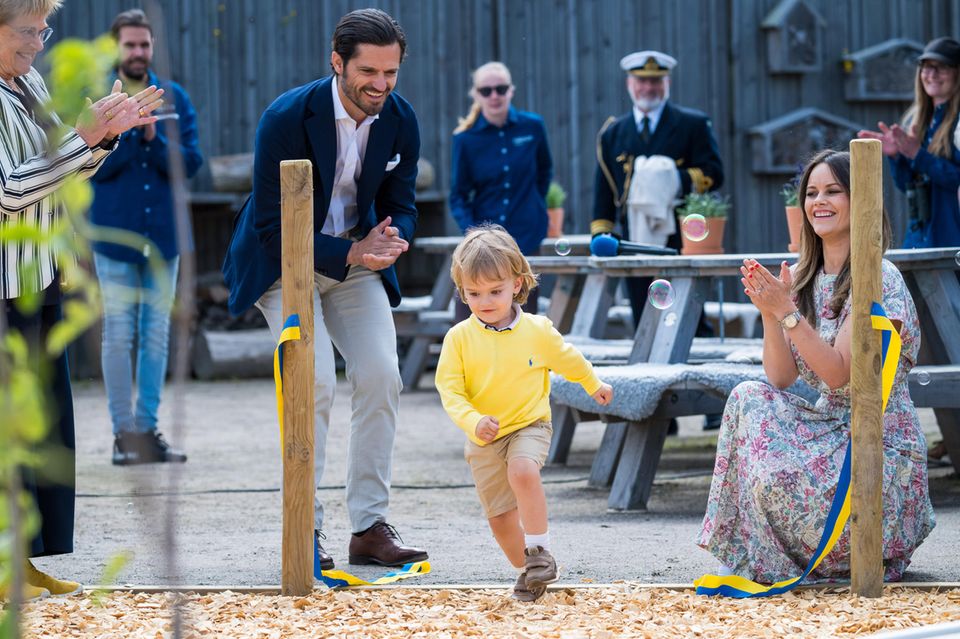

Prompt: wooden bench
xmin=548 ymin=363 xmax=959 ymax=511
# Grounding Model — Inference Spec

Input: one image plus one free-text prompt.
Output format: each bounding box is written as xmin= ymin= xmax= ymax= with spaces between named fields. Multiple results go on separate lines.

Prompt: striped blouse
xmin=0 ymin=67 xmax=113 ymax=299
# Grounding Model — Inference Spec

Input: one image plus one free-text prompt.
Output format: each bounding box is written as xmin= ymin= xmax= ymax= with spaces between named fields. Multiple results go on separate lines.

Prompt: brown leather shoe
xmin=315 ymin=530 xmax=334 ymax=571
xmin=348 ymin=521 xmax=428 ymax=567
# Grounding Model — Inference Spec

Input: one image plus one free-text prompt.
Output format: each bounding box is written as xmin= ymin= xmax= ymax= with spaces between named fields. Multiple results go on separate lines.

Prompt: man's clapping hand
xmin=346 ymin=216 xmax=409 ymax=271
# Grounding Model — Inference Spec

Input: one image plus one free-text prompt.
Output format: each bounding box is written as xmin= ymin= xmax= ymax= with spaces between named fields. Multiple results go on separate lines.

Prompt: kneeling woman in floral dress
xmin=697 ymin=149 xmax=935 ymax=583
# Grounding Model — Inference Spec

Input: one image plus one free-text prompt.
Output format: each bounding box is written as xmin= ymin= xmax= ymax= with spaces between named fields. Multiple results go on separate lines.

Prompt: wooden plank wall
xmin=47 ymin=0 xmax=960 ymax=254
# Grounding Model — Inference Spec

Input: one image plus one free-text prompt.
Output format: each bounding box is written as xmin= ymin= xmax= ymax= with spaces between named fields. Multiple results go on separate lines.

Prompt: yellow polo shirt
xmin=436 ymin=311 xmax=602 ymax=445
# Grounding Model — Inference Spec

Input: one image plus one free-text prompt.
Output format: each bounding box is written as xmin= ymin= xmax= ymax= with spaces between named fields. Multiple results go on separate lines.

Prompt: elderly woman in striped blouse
xmin=0 ymin=0 xmax=163 ymax=602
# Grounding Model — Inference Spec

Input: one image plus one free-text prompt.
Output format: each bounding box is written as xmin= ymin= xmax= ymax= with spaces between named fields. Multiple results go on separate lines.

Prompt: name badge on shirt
xmin=512 ymin=135 xmax=534 ymax=146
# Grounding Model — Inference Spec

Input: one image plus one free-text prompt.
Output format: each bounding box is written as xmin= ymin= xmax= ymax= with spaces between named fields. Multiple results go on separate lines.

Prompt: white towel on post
xmin=626 ymin=155 xmax=681 ymax=247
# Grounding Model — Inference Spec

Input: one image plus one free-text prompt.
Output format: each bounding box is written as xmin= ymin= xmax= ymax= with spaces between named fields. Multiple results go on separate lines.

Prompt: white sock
xmin=525 ymin=531 xmax=551 ymax=551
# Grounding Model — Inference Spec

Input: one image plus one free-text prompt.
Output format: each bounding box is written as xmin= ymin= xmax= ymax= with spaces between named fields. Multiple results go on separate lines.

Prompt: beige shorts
xmin=464 ymin=420 xmax=553 ymax=519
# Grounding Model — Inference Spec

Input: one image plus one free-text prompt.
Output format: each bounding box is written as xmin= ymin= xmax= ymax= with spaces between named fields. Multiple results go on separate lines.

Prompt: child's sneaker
xmin=511 ymin=570 xmax=546 ymax=602
xmin=523 ymin=546 xmax=558 ymax=588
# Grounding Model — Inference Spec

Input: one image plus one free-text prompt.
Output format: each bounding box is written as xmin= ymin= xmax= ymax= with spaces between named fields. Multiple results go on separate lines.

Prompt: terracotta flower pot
xmin=785 ymin=205 xmax=803 ymax=253
xmin=680 ymin=217 xmax=726 ymax=255
xmin=547 ymin=207 xmax=565 ymax=238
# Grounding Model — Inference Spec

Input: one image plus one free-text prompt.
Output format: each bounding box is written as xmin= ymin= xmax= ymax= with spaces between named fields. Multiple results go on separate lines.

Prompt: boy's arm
xmin=436 ymin=332 xmax=488 ymax=445
xmin=539 ymin=320 xmax=603 ymax=396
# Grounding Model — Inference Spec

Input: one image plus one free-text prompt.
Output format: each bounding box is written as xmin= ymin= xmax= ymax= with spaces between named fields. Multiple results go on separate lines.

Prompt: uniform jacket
xmin=592 ymin=101 xmax=723 ymax=249
xmin=223 ymin=75 xmax=420 ymax=315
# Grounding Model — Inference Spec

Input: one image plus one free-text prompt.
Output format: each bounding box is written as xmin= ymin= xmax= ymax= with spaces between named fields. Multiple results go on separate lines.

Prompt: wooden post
xmin=849 ymin=139 xmax=884 ymax=597
xmin=280 ymin=160 xmax=315 ymax=596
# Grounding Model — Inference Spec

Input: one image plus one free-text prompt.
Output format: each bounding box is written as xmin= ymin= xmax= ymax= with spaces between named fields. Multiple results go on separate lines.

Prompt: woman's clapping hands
xmin=76 ymin=79 xmax=165 ymax=147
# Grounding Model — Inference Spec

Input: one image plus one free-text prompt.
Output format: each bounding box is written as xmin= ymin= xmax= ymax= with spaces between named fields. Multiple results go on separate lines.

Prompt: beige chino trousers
xmin=256 ymin=265 xmax=401 ymax=533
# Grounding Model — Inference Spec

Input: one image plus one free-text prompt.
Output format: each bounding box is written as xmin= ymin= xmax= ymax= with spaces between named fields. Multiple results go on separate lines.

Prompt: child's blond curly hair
xmin=450 ymin=225 xmax=539 ymax=304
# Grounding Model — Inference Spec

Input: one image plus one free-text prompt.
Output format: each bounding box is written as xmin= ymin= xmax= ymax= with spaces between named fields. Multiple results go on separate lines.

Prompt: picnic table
xmin=543 ymin=247 xmax=960 ymax=510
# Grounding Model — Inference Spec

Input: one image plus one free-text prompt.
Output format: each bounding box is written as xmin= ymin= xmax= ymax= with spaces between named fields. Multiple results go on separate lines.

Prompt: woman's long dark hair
xmin=792 ymin=150 xmax=891 ymax=324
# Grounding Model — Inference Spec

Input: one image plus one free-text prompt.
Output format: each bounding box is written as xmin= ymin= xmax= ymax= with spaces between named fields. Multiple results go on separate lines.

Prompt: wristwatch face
xmin=782 ymin=312 xmax=800 ymax=329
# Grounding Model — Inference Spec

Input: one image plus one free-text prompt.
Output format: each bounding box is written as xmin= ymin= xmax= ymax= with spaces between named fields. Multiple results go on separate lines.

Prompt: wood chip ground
xmin=23 ymin=586 xmax=960 ymax=638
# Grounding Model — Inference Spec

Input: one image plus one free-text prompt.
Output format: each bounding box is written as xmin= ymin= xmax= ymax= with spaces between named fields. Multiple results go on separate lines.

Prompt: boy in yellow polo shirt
xmin=436 ymin=225 xmax=613 ymax=601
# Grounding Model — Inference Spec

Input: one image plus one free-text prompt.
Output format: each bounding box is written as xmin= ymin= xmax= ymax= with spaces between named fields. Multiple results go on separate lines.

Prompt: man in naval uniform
xmin=592 ymin=49 xmax=724 ymax=327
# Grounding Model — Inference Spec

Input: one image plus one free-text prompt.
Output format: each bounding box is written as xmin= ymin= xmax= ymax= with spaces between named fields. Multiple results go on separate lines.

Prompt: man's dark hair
xmin=111 ymin=8 xmax=152 ymax=39
xmin=331 ymin=8 xmax=406 ymax=70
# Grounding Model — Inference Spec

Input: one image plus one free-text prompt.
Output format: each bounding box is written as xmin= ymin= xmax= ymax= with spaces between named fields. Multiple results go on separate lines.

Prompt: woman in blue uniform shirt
xmin=859 ymin=37 xmax=960 ymax=248
xmin=449 ymin=61 xmax=553 ymax=321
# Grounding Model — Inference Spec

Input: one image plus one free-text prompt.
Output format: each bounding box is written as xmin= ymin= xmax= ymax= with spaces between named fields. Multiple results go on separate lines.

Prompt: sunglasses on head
xmin=476 ymin=84 xmax=510 ymax=97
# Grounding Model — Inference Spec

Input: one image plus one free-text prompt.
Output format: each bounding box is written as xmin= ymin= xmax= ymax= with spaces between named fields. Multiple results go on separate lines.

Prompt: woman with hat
xmin=858 ymin=37 xmax=960 ymax=249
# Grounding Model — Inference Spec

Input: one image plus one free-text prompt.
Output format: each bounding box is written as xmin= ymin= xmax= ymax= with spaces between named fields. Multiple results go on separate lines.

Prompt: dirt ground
xmin=31 ymin=377 xmax=960 ymax=589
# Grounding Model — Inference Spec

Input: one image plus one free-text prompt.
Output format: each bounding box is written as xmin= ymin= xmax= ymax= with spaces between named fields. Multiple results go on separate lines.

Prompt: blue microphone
xmin=590 ymin=233 xmax=678 ymax=257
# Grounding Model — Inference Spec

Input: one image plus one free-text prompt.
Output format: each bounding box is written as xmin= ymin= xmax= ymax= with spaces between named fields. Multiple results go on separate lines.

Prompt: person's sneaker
xmin=25 ymin=561 xmax=82 ymax=596
xmin=112 ymin=431 xmax=187 ymax=465
xmin=511 ymin=570 xmax=546 ymax=602
xmin=0 ymin=582 xmax=50 ymax=602
xmin=315 ymin=530 xmax=335 ymax=571
xmin=523 ymin=546 xmax=558 ymax=588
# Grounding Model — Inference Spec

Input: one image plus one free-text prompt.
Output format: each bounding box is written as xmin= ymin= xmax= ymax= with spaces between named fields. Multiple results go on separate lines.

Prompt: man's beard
xmin=341 ymin=69 xmax=388 ymax=116
xmin=120 ymin=59 xmax=148 ymax=81
xmin=633 ymin=96 xmax=663 ymax=112
xmin=632 ymin=84 xmax=670 ymax=113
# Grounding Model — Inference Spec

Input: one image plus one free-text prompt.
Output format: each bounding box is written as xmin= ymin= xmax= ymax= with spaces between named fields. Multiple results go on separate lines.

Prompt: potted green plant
xmin=781 ymin=176 xmax=803 ymax=252
xmin=545 ymin=181 xmax=567 ymax=238
xmin=678 ymin=191 xmax=730 ymax=255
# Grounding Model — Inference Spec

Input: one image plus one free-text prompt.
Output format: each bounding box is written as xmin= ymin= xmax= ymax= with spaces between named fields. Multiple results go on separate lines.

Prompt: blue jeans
xmin=94 ymin=253 xmax=179 ymax=435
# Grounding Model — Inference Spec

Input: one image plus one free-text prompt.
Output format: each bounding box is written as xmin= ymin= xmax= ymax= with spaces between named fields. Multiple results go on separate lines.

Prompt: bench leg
xmin=588 ymin=421 xmax=627 ymax=488
xmin=607 ymin=418 xmax=670 ymax=511
xmin=933 ymin=408 xmax=960 ymax=475
xmin=400 ymin=336 xmax=433 ymax=392
xmin=547 ymin=404 xmax=579 ymax=466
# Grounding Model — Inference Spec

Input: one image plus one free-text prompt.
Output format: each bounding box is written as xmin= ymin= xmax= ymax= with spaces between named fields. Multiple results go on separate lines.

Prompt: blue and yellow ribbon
xmin=695 ymin=302 xmax=901 ymax=598
xmin=273 ymin=314 xmax=302 ymax=451
xmin=314 ymin=535 xmax=431 ymax=588
xmin=274 ymin=314 xmax=432 ymax=588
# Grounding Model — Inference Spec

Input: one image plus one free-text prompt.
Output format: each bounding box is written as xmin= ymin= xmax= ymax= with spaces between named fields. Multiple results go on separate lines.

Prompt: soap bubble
xmin=554 ymin=238 xmax=572 ymax=256
xmin=917 ymin=370 xmax=931 ymax=386
xmin=663 ymin=312 xmax=678 ymax=327
xmin=681 ymin=214 xmax=709 ymax=242
xmin=125 ymin=502 xmax=134 ymax=515
xmin=648 ymin=279 xmax=675 ymax=310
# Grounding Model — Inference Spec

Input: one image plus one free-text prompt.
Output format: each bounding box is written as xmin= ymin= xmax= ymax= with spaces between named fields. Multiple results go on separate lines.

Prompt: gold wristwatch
xmin=779 ymin=310 xmax=802 ymax=330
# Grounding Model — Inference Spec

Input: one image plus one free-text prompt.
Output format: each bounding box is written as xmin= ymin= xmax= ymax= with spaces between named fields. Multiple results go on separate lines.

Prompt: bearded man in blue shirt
xmin=90 ymin=9 xmax=201 ymax=465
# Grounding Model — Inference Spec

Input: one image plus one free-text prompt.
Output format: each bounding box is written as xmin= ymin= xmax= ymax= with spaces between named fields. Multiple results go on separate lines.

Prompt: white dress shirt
xmin=633 ymin=100 xmax=667 ymax=136
xmin=322 ymin=76 xmax=379 ymax=237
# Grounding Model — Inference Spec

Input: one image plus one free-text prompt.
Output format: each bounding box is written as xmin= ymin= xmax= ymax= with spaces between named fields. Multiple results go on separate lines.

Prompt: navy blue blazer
xmin=223 ymin=75 xmax=420 ymax=315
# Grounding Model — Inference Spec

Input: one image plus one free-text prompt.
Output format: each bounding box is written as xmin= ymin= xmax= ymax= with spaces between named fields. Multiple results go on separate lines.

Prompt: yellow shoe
xmin=0 ymin=582 xmax=51 ymax=602
xmin=25 ymin=561 xmax=83 ymax=596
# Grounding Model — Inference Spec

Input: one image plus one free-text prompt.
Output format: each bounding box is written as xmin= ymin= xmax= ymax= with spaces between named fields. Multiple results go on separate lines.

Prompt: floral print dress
xmin=697 ymin=260 xmax=935 ymax=583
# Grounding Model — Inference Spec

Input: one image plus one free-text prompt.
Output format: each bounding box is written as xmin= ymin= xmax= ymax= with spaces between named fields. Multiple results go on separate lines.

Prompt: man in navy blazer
xmin=223 ymin=8 xmax=427 ymax=570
